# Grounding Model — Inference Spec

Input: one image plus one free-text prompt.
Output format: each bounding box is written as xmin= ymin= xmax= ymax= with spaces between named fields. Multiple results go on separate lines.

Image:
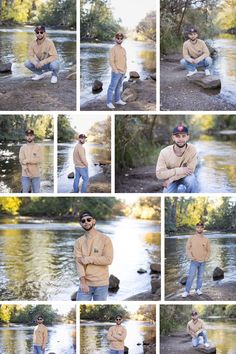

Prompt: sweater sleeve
xmin=74 ymin=240 xmax=86 ymax=278
xmin=28 ymin=42 xmax=38 ymax=65
xmin=19 ymin=146 xmax=27 ymax=165
xmin=186 ymin=238 xmax=194 ymax=260
xmin=40 ymin=40 xmax=58 ymax=65
xmin=156 ymin=150 xmax=184 ymax=180
xmin=205 ymin=239 xmax=211 ymax=261
xmin=42 ymin=327 xmax=48 ymax=347
xmin=83 ymin=238 xmax=113 ymax=265
xmin=195 ymin=41 xmax=210 ymax=64
xmin=107 ymin=327 xmax=115 ymax=341
xmin=109 ymin=47 xmax=118 ymax=72
xmin=183 ymin=42 xmax=192 ymax=62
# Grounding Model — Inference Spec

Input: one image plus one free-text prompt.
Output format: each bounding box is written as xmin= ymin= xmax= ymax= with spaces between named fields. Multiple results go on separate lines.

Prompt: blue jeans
xmin=180 ymin=57 xmax=212 ymax=72
xmin=25 ymin=59 xmax=60 ymax=77
xmin=107 ymin=71 xmax=125 ymax=103
xmin=22 ymin=176 xmax=40 ymax=193
xmin=73 ymin=167 xmax=88 ymax=193
xmin=185 ymin=261 xmax=206 ymax=293
xmin=33 ymin=345 xmax=44 ymax=354
xmin=76 ymin=285 xmax=108 ymax=301
xmin=163 ymin=175 xmax=197 ymax=193
xmin=110 ymin=350 xmax=124 ymax=354
xmin=192 ymin=331 xmax=208 ymax=347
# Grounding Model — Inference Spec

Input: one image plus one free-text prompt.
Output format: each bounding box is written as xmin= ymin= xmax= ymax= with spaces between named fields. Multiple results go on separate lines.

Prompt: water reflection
xmin=80 ymin=40 xmax=156 ymax=105
xmin=206 ymin=320 xmax=236 ymax=354
xmin=0 ymin=324 xmax=75 ymax=354
xmin=0 ymin=142 xmax=54 ymax=193
xmin=57 ymin=142 xmax=111 ymax=192
xmin=0 ymin=217 xmax=160 ymax=300
xmin=165 ymin=234 xmax=236 ymax=296
xmin=80 ymin=321 xmax=155 ymax=354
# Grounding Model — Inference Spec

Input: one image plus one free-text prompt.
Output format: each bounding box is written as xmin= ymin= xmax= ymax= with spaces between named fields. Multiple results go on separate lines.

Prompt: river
xmin=206 ymin=319 xmax=236 ymax=354
xmin=0 ymin=217 xmax=160 ymax=301
xmin=0 ymin=141 xmax=54 ymax=193
xmin=0 ymin=28 xmax=76 ymax=78
xmin=57 ymin=142 xmax=110 ymax=192
xmin=165 ymin=233 xmax=236 ymax=297
xmin=0 ymin=323 xmax=75 ymax=354
xmin=80 ymin=39 xmax=156 ymax=105
xmin=193 ymin=135 xmax=236 ymax=192
xmin=80 ymin=320 xmax=155 ymax=354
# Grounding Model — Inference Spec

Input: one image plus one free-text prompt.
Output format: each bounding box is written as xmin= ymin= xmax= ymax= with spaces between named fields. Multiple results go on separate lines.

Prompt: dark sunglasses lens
xmin=116 ymin=318 xmax=121 ymax=321
xmin=81 ymin=218 xmax=92 ymax=223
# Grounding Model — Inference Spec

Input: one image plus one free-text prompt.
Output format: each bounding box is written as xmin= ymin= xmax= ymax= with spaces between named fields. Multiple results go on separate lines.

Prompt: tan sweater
xmin=33 ymin=324 xmax=48 ymax=346
xmin=73 ymin=142 xmax=88 ymax=168
xmin=29 ymin=36 xmax=58 ymax=66
xmin=186 ymin=233 xmax=211 ymax=262
xmin=74 ymin=231 xmax=113 ymax=286
xmin=187 ymin=319 xmax=205 ymax=336
xmin=109 ymin=44 xmax=127 ymax=73
xmin=19 ymin=143 xmax=42 ymax=177
xmin=107 ymin=325 xmax=127 ymax=350
xmin=156 ymin=144 xmax=197 ymax=184
xmin=183 ymin=39 xmax=210 ymax=64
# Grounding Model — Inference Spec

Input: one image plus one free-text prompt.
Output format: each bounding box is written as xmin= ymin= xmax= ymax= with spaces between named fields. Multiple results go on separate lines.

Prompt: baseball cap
xmin=79 ymin=210 xmax=94 ymax=221
xmin=172 ymin=123 xmax=189 ymax=135
xmin=25 ymin=129 xmax=34 ymax=135
xmin=79 ymin=134 xmax=87 ymax=139
xmin=188 ymin=27 xmax=198 ymax=34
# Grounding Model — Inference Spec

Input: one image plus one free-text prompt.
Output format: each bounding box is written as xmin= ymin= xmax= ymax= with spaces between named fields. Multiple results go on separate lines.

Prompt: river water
xmin=0 ymin=323 xmax=76 ymax=354
xmin=0 ymin=141 xmax=54 ymax=193
xmin=57 ymin=142 xmax=110 ymax=192
xmin=80 ymin=320 xmax=155 ymax=354
xmin=193 ymin=136 xmax=236 ymax=192
xmin=165 ymin=233 xmax=236 ymax=297
xmin=206 ymin=319 xmax=236 ymax=354
xmin=80 ymin=39 xmax=156 ymax=105
xmin=0 ymin=217 xmax=160 ymax=301
xmin=0 ymin=28 xmax=76 ymax=78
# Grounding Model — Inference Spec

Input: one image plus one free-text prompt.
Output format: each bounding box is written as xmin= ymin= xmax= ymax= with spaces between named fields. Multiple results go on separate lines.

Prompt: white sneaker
xmin=51 ymin=75 xmax=58 ymax=84
xmin=195 ymin=289 xmax=203 ymax=296
xmin=186 ymin=70 xmax=197 ymax=77
xmin=182 ymin=291 xmax=189 ymax=298
xmin=107 ymin=103 xmax=115 ymax=109
xmin=115 ymin=99 xmax=126 ymax=105
xmin=205 ymin=69 xmax=211 ymax=76
xmin=205 ymin=343 xmax=210 ymax=348
xmin=32 ymin=73 xmax=47 ymax=81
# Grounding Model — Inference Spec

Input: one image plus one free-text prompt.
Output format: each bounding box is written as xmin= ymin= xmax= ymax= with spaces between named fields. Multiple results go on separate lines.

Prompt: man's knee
xmin=24 ymin=60 xmax=34 ymax=69
xmin=180 ymin=58 xmax=187 ymax=67
xmin=184 ymin=175 xmax=196 ymax=185
xmin=49 ymin=60 xmax=60 ymax=70
xmin=205 ymin=56 xmax=213 ymax=65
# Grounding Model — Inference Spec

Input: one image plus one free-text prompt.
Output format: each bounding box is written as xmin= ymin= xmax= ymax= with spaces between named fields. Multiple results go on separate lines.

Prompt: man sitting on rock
xmin=24 ymin=25 xmax=59 ymax=84
xmin=187 ymin=311 xmax=210 ymax=348
xmin=180 ymin=27 xmax=212 ymax=77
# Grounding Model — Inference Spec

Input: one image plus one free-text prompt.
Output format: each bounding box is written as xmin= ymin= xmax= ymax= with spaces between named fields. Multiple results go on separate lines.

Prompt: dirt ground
xmin=0 ymin=72 xmax=76 ymax=111
xmin=160 ymin=55 xmax=236 ymax=111
xmin=88 ymin=172 xmax=111 ymax=193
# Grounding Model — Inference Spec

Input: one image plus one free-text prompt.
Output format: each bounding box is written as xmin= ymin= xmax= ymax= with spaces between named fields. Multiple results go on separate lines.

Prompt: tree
xmin=136 ymin=11 xmax=156 ymax=42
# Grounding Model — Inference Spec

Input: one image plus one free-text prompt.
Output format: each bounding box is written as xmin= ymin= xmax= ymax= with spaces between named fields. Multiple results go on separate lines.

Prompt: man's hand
xmin=182 ymin=167 xmax=193 ymax=176
xmin=189 ymin=58 xmax=196 ymax=64
xmin=80 ymin=282 xmax=89 ymax=293
xmin=35 ymin=62 xmax=43 ymax=69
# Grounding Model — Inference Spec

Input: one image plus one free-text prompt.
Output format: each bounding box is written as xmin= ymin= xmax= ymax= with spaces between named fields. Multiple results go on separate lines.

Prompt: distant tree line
xmin=80 ymin=305 xmax=129 ymax=321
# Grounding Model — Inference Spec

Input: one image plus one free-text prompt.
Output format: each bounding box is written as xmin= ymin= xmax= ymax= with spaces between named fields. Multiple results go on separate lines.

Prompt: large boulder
xmin=213 ymin=267 xmax=224 ymax=280
xmin=92 ymin=80 xmax=103 ymax=92
xmin=0 ymin=62 xmax=12 ymax=73
xmin=68 ymin=172 xmax=74 ymax=179
xmin=187 ymin=73 xmax=221 ymax=89
xmin=109 ymin=274 xmax=120 ymax=292
xmin=150 ymin=73 xmax=156 ymax=81
xmin=150 ymin=263 xmax=161 ymax=273
xmin=121 ymin=87 xmax=138 ymax=102
xmin=124 ymin=346 xmax=129 ymax=353
xmin=180 ymin=276 xmax=188 ymax=285
xmin=151 ymin=277 xmax=161 ymax=293
xmin=137 ymin=268 xmax=147 ymax=274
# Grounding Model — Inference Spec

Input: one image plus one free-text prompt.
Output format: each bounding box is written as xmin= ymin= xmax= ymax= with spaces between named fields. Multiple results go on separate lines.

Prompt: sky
xmin=52 ymin=303 xmax=75 ymax=315
xmin=110 ymin=0 xmax=156 ymax=29
xmin=69 ymin=114 xmax=109 ymax=134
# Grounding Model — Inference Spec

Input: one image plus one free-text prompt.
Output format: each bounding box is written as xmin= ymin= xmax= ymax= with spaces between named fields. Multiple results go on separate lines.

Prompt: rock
xmin=213 ymin=266 xmax=224 ymax=280
xmin=92 ymin=79 xmax=103 ymax=92
xmin=121 ymin=87 xmax=138 ymax=102
xmin=151 ymin=277 xmax=161 ymax=293
xmin=194 ymin=345 xmax=216 ymax=353
xmin=150 ymin=263 xmax=161 ymax=273
xmin=124 ymin=346 xmax=129 ymax=353
xmin=66 ymin=72 xmax=76 ymax=80
xmin=0 ymin=62 xmax=12 ymax=73
xmin=137 ymin=343 xmax=142 ymax=345
xmin=68 ymin=172 xmax=74 ymax=178
xmin=129 ymin=71 xmax=140 ymax=79
xmin=180 ymin=276 xmax=188 ymax=285
xmin=71 ymin=291 xmax=77 ymax=301
xmin=137 ymin=268 xmax=147 ymax=274
xmin=187 ymin=73 xmax=221 ymax=89
xmin=150 ymin=73 xmax=156 ymax=81
xmin=109 ymin=274 xmax=120 ymax=292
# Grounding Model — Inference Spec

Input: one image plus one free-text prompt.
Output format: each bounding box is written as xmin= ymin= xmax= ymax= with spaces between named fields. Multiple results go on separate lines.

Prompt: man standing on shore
xmin=107 ymin=315 xmax=127 ymax=354
xmin=19 ymin=129 xmax=42 ymax=193
xmin=187 ymin=311 xmax=210 ymax=348
xmin=33 ymin=315 xmax=48 ymax=354
xmin=74 ymin=210 xmax=113 ymax=301
xmin=24 ymin=25 xmax=59 ymax=84
xmin=156 ymin=123 xmax=198 ymax=193
xmin=180 ymin=27 xmax=213 ymax=77
xmin=73 ymin=134 xmax=89 ymax=193
xmin=107 ymin=32 xmax=127 ymax=109
xmin=182 ymin=222 xmax=211 ymax=298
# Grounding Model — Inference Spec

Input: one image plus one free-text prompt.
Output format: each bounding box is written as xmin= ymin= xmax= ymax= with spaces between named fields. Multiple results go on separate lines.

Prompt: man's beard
xmin=83 ymin=224 xmax=94 ymax=232
xmin=175 ymin=142 xmax=187 ymax=148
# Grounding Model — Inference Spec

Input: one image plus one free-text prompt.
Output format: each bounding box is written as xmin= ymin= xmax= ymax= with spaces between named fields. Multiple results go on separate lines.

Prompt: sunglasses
xmin=37 ymin=318 xmax=43 ymax=321
xmin=116 ymin=37 xmax=123 ymax=40
xmin=116 ymin=318 xmax=122 ymax=321
xmin=81 ymin=217 xmax=92 ymax=223
xmin=36 ymin=31 xmax=44 ymax=34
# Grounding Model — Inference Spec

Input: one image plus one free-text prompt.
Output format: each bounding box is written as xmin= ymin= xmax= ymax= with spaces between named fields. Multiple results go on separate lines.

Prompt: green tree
xmin=136 ymin=11 xmax=156 ymax=42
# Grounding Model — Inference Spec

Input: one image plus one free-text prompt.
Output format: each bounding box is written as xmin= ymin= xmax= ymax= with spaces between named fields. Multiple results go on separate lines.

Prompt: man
xmin=180 ymin=27 xmax=212 ymax=77
xmin=73 ymin=134 xmax=89 ymax=193
xmin=33 ymin=316 xmax=48 ymax=354
xmin=74 ymin=210 xmax=113 ymax=300
xmin=107 ymin=32 xmax=127 ymax=109
xmin=24 ymin=25 xmax=59 ymax=84
xmin=156 ymin=123 xmax=198 ymax=193
xmin=107 ymin=315 xmax=127 ymax=354
xmin=182 ymin=222 xmax=211 ymax=298
xmin=187 ymin=311 xmax=210 ymax=348
xmin=19 ymin=129 xmax=42 ymax=193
